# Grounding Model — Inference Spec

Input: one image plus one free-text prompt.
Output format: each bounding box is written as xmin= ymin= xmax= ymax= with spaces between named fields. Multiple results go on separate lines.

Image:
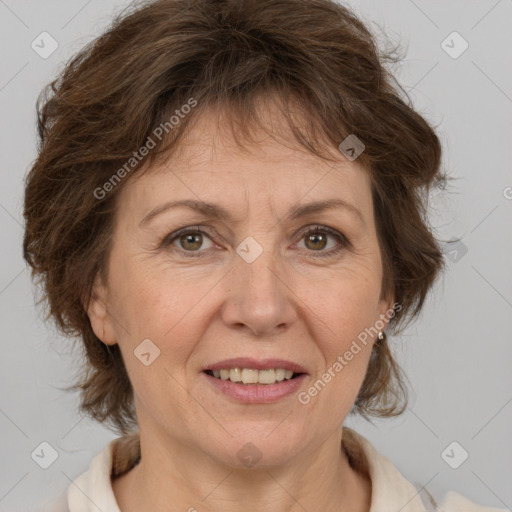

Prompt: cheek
xmin=108 ymin=249 xmax=179 ymax=333
xmin=299 ymin=267 xmax=380 ymax=396
xmin=302 ymin=267 xmax=382 ymax=341
xmin=108 ymin=256 xmax=213 ymax=371
xmin=303 ymin=293 xmax=376 ymax=413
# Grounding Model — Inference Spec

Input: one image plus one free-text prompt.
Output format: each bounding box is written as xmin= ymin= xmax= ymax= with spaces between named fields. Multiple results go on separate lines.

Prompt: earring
xmin=377 ymin=330 xmax=385 ymax=341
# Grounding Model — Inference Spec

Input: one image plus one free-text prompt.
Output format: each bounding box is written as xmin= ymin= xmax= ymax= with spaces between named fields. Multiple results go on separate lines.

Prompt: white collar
xmin=346 ymin=428 xmax=427 ymax=511
xmin=67 ymin=427 xmax=500 ymax=512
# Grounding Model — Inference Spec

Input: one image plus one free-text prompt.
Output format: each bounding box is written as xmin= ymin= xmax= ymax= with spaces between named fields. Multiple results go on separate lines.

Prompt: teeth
xmin=241 ymin=368 xmax=259 ymax=384
xmin=229 ymin=368 xmax=242 ymax=382
xmin=258 ymin=369 xmax=275 ymax=384
xmin=275 ymin=369 xmax=286 ymax=381
xmin=209 ymin=368 xmax=298 ymax=385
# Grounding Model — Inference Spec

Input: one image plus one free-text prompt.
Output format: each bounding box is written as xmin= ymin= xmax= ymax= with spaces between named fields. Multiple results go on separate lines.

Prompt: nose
xmin=220 ymin=248 xmax=298 ymax=338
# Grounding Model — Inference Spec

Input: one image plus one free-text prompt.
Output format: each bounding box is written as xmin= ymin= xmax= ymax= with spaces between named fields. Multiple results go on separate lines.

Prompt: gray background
xmin=1 ymin=0 xmax=511 ymax=511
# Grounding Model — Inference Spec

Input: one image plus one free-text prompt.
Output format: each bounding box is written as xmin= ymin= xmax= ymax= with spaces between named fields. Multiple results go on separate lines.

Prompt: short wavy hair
xmin=23 ymin=0 xmax=448 ymax=435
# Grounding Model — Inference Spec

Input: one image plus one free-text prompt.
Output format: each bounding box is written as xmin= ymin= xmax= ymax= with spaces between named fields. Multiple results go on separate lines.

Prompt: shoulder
xmin=438 ymin=490 xmax=509 ymax=512
xmin=342 ymin=427 xmax=508 ymax=512
xmin=67 ymin=431 xmax=140 ymax=511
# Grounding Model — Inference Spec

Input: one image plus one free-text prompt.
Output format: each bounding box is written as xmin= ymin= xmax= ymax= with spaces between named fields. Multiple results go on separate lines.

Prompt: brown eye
xmin=304 ymin=231 xmax=328 ymax=251
xmin=298 ymin=226 xmax=348 ymax=257
xmin=178 ymin=232 xmax=204 ymax=251
xmin=164 ymin=227 xmax=215 ymax=257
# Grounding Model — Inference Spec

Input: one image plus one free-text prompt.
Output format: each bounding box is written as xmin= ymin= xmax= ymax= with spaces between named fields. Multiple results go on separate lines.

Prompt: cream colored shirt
xmin=67 ymin=427 xmax=506 ymax=511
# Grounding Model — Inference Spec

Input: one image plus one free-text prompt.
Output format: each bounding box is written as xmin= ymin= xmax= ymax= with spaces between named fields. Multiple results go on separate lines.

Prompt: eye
xmin=164 ymin=227 xmax=215 ymax=257
xmin=162 ymin=224 xmax=349 ymax=258
xmin=296 ymin=225 xmax=348 ymax=257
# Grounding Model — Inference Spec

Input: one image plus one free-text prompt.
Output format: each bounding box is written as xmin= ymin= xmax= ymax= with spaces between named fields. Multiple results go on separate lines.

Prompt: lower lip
xmin=202 ymin=372 xmax=308 ymax=403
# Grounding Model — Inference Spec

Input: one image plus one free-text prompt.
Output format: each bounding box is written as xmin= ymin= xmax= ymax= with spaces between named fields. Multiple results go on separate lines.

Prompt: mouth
xmin=204 ymin=368 xmax=305 ymax=385
xmin=201 ymin=358 xmax=309 ymax=403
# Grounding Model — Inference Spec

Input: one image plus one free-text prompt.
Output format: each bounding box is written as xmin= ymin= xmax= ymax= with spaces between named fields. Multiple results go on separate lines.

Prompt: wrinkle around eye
xmin=140 ymin=214 xmax=368 ymax=254
xmin=161 ymin=227 xmax=357 ymax=261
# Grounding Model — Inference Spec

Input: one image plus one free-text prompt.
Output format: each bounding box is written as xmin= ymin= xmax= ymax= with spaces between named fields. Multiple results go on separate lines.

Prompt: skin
xmin=87 ymin=103 xmax=394 ymax=512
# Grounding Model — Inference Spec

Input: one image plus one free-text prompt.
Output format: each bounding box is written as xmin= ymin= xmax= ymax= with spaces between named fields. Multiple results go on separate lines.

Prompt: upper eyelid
xmin=165 ymin=224 xmax=347 ymax=249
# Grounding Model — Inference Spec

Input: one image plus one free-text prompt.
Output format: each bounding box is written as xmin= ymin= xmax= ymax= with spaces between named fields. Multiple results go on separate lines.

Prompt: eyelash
xmin=162 ymin=225 xmax=349 ymax=259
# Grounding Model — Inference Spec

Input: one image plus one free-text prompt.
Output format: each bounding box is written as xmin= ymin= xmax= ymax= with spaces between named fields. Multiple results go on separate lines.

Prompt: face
xmin=87 ymin=106 xmax=394 ymax=469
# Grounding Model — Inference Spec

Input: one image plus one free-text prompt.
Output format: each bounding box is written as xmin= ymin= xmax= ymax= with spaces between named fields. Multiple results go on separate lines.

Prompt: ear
xmin=86 ymin=272 xmax=117 ymax=345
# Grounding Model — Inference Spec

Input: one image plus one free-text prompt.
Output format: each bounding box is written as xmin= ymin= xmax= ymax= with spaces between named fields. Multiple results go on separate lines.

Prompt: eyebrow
xmin=139 ymin=198 xmax=365 ymax=227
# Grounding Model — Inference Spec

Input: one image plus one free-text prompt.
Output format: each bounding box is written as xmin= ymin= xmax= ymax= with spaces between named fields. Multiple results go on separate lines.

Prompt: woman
xmin=22 ymin=0 xmax=505 ymax=511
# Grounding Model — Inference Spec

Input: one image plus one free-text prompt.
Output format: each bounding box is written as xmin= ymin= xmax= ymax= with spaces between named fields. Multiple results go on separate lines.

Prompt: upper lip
xmin=203 ymin=358 xmax=308 ymax=374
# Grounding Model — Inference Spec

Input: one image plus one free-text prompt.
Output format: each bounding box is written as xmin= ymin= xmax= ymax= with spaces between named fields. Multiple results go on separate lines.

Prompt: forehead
xmin=159 ymin=102 xmax=367 ymax=174
xmin=119 ymin=105 xmax=373 ymax=222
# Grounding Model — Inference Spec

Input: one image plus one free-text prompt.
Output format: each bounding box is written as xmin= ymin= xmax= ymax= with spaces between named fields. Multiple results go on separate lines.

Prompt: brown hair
xmin=23 ymin=0 xmax=448 ymax=435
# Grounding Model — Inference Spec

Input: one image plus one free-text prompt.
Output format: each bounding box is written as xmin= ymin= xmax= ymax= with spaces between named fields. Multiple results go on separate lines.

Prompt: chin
xmin=206 ymin=424 xmax=308 ymax=470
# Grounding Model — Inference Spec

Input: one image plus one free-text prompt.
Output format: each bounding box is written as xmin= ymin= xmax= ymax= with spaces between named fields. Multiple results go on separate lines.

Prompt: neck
xmin=113 ymin=426 xmax=371 ymax=512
